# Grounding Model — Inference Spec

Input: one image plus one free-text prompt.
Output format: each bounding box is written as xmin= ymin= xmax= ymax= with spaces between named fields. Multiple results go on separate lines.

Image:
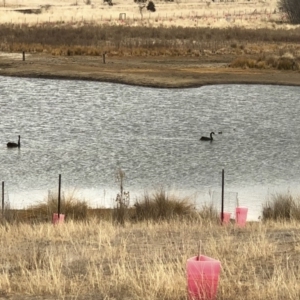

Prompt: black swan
xmin=7 ymin=135 xmax=21 ymax=148
xmin=200 ymin=132 xmax=215 ymax=141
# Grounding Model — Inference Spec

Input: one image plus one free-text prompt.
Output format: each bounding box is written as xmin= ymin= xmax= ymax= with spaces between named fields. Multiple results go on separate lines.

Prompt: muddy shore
xmin=0 ymin=53 xmax=299 ymax=88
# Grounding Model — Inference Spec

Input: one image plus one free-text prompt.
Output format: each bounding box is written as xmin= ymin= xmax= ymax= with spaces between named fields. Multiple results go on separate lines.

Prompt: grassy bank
xmin=0 ymin=24 xmax=299 ymax=73
xmin=0 ymin=218 xmax=299 ymax=299
xmin=0 ymin=192 xmax=300 ymax=299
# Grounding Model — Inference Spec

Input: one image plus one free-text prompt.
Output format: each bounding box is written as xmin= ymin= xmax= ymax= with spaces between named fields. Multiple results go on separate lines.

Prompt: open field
xmin=0 ymin=192 xmax=298 ymax=299
xmin=0 ymin=0 xmax=291 ymax=29
xmin=0 ymin=0 xmax=299 ymax=87
xmin=0 ymin=49 xmax=299 ymax=88
xmin=0 ymin=24 xmax=300 ymax=88
xmin=0 ymin=218 xmax=300 ymax=299
xmin=0 ymin=54 xmax=300 ymax=88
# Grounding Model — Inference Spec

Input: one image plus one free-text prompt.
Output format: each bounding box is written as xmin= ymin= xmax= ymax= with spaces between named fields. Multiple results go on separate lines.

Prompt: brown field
xmin=0 ymin=191 xmax=298 ymax=299
xmin=0 ymin=0 xmax=300 ymax=87
xmin=0 ymin=217 xmax=300 ymax=300
xmin=0 ymin=51 xmax=300 ymax=88
xmin=0 ymin=24 xmax=300 ymax=87
xmin=0 ymin=0 xmax=289 ymax=29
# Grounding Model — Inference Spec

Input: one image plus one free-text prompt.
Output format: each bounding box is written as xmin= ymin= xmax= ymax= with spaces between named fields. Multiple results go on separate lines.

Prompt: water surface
xmin=1 ymin=76 xmax=300 ymax=220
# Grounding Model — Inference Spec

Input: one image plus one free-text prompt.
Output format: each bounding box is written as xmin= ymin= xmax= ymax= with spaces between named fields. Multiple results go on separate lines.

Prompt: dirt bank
xmin=0 ymin=53 xmax=299 ymax=88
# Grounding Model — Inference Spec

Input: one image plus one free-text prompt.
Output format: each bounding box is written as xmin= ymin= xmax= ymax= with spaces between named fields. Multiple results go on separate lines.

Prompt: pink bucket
xmin=187 ymin=255 xmax=221 ymax=300
xmin=235 ymin=207 xmax=248 ymax=227
xmin=52 ymin=213 xmax=65 ymax=225
xmin=220 ymin=212 xmax=231 ymax=225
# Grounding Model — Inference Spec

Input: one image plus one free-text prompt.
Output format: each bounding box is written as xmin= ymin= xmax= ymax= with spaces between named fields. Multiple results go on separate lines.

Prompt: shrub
xmin=133 ymin=188 xmax=195 ymax=221
xmin=266 ymin=55 xmax=279 ymax=68
xmin=229 ymin=57 xmax=248 ymax=68
xmin=147 ymin=1 xmax=156 ymax=12
xmin=230 ymin=55 xmax=298 ymax=71
xmin=230 ymin=42 xmax=238 ymax=48
xmin=279 ymin=0 xmax=300 ymax=24
xmin=229 ymin=57 xmax=257 ymax=68
xmin=197 ymin=203 xmax=219 ymax=222
xmin=27 ymin=190 xmax=89 ymax=222
xmin=256 ymin=60 xmax=267 ymax=69
xmin=262 ymin=193 xmax=300 ymax=221
xmin=277 ymin=58 xmax=295 ymax=70
xmin=113 ymin=169 xmax=130 ymax=225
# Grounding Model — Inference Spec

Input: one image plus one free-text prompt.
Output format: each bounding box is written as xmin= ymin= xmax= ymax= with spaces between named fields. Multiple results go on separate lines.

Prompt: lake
xmin=1 ymin=76 xmax=300 ymax=220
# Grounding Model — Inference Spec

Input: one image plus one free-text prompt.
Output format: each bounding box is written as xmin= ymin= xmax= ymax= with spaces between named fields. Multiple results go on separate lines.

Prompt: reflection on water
xmin=1 ymin=76 xmax=300 ymax=220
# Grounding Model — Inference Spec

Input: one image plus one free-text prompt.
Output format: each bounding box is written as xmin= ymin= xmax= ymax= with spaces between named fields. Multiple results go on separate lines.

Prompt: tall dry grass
xmin=134 ymin=188 xmax=195 ymax=221
xmin=230 ymin=54 xmax=299 ymax=70
xmin=0 ymin=218 xmax=299 ymax=299
xmin=20 ymin=190 xmax=89 ymax=223
xmin=0 ymin=24 xmax=300 ymax=59
xmin=263 ymin=192 xmax=300 ymax=221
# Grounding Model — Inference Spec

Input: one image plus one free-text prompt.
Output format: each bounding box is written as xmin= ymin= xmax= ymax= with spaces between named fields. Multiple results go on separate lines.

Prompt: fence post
xmin=2 ymin=181 xmax=4 ymax=218
xmin=58 ymin=174 xmax=61 ymax=218
xmin=221 ymin=169 xmax=224 ymax=223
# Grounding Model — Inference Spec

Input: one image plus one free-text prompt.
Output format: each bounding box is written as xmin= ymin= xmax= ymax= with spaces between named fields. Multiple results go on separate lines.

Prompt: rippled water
xmin=1 ymin=76 xmax=300 ymax=220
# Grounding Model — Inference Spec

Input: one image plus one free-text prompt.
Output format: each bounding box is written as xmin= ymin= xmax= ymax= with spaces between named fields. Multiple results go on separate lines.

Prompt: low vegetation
xmin=263 ymin=192 xmax=300 ymax=220
xmin=0 ymin=24 xmax=300 ymax=65
xmin=229 ymin=53 xmax=299 ymax=70
xmin=0 ymin=216 xmax=299 ymax=299
xmin=134 ymin=188 xmax=195 ymax=221
xmin=279 ymin=0 xmax=300 ymax=24
xmin=12 ymin=190 xmax=89 ymax=223
xmin=0 ymin=190 xmax=300 ymax=299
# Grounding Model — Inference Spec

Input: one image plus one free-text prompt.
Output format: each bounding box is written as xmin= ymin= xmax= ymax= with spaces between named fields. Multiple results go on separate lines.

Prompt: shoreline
xmin=1 ymin=54 xmax=300 ymax=88
xmin=2 ymin=73 xmax=300 ymax=89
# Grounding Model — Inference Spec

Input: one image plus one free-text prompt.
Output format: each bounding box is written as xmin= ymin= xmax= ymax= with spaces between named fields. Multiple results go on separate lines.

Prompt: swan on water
xmin=200 ymin=132 xmax=215 ymax=141
xmin=7 ymin=135 xmax=21 ymax=148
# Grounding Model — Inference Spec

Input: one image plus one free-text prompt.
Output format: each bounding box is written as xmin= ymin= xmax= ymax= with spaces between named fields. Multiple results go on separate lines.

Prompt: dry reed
xmin=0 ymin=24 xmax=300 ymax=60
xmin=0 ymin=218 xmax=299 ymax=299
xmin=263 ymin=192 xmax=300 ymax=221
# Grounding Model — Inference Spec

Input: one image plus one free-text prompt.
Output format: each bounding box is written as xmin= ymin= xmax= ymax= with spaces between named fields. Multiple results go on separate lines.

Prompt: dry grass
xmin=229 ymin=54 xmax=299 ymax=70
xmin=134 ymin=188 xmax=196 ymax=221
xmin=263 ymin=192 xmax=300 ymax=221
xmin=1 ymin=24 xmax=299 ymax=72
xmin=0 ymin=218 xmax=299 ymax=299
xmin=0 ymin=0 xmax=281 ymax=29
xmin=18 ymin=190 xmax=89 ymax=223
xmin=0 ymin=24 xmax=300 ymax=59
xmin=1 ymin=192 xmax=300 ymax=298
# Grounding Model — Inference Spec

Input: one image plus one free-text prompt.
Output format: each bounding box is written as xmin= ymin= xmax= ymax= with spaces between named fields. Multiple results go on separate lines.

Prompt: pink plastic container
xmin=186 ymin=255 xmax=221 ymax=300
xmin=235 ymin=207 xmax=248 ymax=227
xmin=52 ymin=213 xmax=65 ymax=225
xmin=220 ymin=212 xmax=231 ymax=225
